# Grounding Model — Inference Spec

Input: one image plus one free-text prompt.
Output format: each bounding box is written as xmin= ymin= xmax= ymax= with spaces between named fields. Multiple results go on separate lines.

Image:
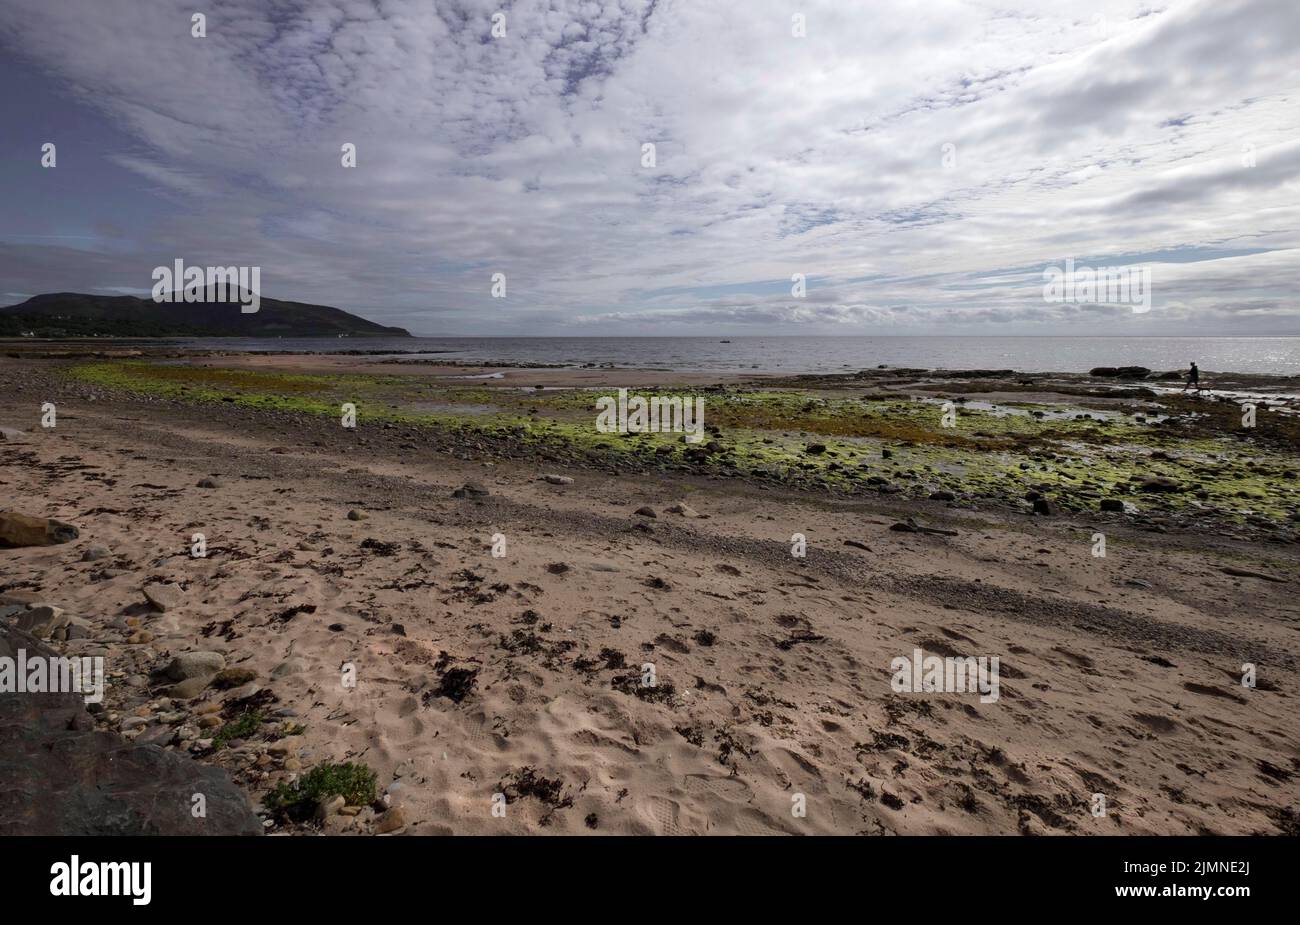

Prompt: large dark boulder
xmin=0 ymin=625 xmax=262 ymax=836
xmin=1089 ymin=366 xmax=1151 ymax=379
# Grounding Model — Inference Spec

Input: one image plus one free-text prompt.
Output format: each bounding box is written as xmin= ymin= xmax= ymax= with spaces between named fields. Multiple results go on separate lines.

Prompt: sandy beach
xmin=1 ymin=352 xmax=1297 ymax=835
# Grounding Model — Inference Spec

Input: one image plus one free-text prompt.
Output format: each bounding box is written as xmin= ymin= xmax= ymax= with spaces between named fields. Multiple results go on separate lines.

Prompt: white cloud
xmin=0 ymin=0 xmax=1297 ymax=333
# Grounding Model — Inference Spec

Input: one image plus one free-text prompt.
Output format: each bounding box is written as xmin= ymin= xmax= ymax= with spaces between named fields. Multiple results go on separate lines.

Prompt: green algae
xmin=64 ymin=361 xmax=1300 ymax=527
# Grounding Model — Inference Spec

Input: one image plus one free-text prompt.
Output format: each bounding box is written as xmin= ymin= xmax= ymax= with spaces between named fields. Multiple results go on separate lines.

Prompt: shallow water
xmin=170 ymin=335 xmax=1300 ymax=376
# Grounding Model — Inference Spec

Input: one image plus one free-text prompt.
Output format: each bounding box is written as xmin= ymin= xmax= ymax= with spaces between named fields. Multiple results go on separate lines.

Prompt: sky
xmin=0 ymin=0 xmax=1297 ymax=336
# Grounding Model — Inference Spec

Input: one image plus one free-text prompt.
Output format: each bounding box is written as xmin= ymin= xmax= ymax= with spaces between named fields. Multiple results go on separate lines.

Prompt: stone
xmin=271 ymin=657 xmax=307 ymax=679
xmin=196 ymin=478 xmax=222 ymax=489
xmin=634 ymin=506 xmax=657 ymax=518
xmin=375 ymin=807 xmax=407 ymax=834
xmin=1100 ymin=498 xmax=1126 ymax=512
xmin=665 ymin=502 xmax=699 ymax=517
xmin=315 ymin=794 xmax=345 ymax=820
xmin=17 ymin=606 xmax=70 ymax=640
xmin=64 ymin=617 xmax=94 ymax=640
xmin=347 ymin=509 xmax=367 ymax=521
xmin=169 ymin=675 xmax=214 ymax=699
xmin=165 ymin=651 xmax=226 ymax=681
xmin=223 ymin=682 xmax=260 ymax=701
xmin=212 ymin=666 xmax=257 ymax=688
xmin=142 ymin=583 xmax=184 ymax=612
xmin=0 ymin=623 xmax=261 ymax=835
xmin=1032 ymin=497 xmax=1053 ymax=516
xmin=1139 ymin=477 xmax=1183 ymax=493
xmin=929 ymin=490 xmax=956 ymax=501
xmin=198 ymin=714 xmax=223 ymax=729
xmin=81 ymin=545 xmax=111 ymax=562
xmin=542 ymin=474 xmax=574 ymax=485
xmin=135 ymin=725 xmax=177 ymax=748
xmin=452 ymin=482 xmax=489 ymax=498
xmin=0 ymin=512 xmax=79 ymax=548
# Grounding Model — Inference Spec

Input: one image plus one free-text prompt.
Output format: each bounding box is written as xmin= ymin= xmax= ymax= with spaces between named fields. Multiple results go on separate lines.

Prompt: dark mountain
xmin=0 ymin=292 xmax=411 ymax=338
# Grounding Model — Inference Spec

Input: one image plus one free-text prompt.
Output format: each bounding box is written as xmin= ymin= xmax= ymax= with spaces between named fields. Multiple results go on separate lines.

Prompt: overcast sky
xmin=1 ymin=0 xmax=1297 ymax=335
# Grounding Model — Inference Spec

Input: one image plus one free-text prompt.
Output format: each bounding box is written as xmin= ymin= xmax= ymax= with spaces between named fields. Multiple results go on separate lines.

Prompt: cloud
xmin=0 ymin=0 xmax=1296 ymax=333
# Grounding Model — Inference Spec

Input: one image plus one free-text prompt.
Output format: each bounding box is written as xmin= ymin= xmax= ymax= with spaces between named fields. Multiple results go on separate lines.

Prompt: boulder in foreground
xmin=0 ymin=624 xmax=262 ymax=835
xmin=0 ymin=511 xmax=79 ymax=548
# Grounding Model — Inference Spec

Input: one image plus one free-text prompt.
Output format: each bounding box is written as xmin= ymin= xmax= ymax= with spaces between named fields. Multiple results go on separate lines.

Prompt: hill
xmin=0 ymin=292 xmax=411 ymax=338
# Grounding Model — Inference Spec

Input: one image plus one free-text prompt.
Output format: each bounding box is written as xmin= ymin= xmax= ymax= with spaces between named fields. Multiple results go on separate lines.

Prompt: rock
xmin=196 ymin=478 xmax=222 ymax=489
xmin=881 ymin=449 xmax=893 ymax=459
xmin=17 ymin=606 xmax=70 ymax=640
xmin=223 ymin=682 xmax=260 ymax=701
xmin=0 ymin=622 xmax=262 ymax=836
xmin=541 ymin=474 xmax=574 ymax=485
xmin=843 ymin=540 xmax=871 ymax=550
xmin=0 ymin=427 xmax=25 ymax=441
xmin=197 ymin=714 xmax=223 ymax=729
xmin=80 ymin=545 xmax=111 ymax=562
xmin=805 ymin=443 xmax=827 ymax=455
xmin=1220 ymin=566 xmax=1286 ymax=584
xmin=634 ymin=506 xmax=657 ymax=518
xmin=1139 ymin=477 xmax=1183 ymax=494
xmin=165 ymin=651 xmax=226 ymax=681
xmin=212 ymin=666 xmax=257 ymax=688
xmin=135 ymin=725 xmax=177 ymax=748
xmin=142 ymin=583 xmax=183 ymax=612
xmin=929 ymin=490 xmax=956 ymax=502
xmin=63 ymin=617 xmax=94 ymax=641
xmin=0 ymin=512 xmax=79 ymax=548
xmin=1100 ymin=498 xmax=1126 ymax=512
xmin=1032 ymin=497 xmax=1053 ymax=516
xmin=889 ymin=518 xmax=958 ymax=537
xmin=169 ymin=675 xmax=214 ymax=699
xmin=271 ymin=657 xmax=307 ymax=679
xmin=1089 ymin=366 xmax=1150 ymax=378
xmin=665 ymin=502 xmax=699 ymax=517
xmin=126 ymin=631 xmax=154 ymax=645
xmin=316 ymin=794 xmax=346 ymax=820
xmin=375 ymin=807 xmax=407 ymax=834
xmin=452 ymin=483 xmax=489 ymax=499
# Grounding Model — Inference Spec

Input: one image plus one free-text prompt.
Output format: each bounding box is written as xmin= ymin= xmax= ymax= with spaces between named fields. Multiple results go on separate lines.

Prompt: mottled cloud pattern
xmin=0 ymin=0 xmax=1296 ymax=334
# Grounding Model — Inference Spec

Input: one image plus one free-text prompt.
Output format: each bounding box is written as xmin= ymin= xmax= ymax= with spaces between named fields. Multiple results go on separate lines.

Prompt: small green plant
xmin=265 ymin=761 xmax=378 ymax=822
xmin=211 ymin=709 xmax=264 ymax=751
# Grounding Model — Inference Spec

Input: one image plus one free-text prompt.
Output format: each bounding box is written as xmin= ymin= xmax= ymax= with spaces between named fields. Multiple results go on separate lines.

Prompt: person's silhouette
xmin=1183 ymin=361 xmax=1201 ymax=392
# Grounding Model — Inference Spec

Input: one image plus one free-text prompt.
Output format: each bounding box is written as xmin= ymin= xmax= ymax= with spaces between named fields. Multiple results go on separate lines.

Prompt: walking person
xmin=1183 ymin=361 xmax=1202 ymax=393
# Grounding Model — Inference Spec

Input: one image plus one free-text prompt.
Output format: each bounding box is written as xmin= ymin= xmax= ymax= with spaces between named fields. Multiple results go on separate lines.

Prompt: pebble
xmin=165 ymin=651 xmax=226 ymax=681
xmin=142 ymin=583 xmax=184 ymax=613
xmin=213 ymin=666 xmax=257 ymax=687
xmin=315 ymin=795 xmax=345 ymax=820
xmin=375 ymin=808 xmax=407 ymax=834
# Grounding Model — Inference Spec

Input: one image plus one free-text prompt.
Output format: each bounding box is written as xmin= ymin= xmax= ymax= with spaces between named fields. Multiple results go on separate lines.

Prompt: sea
xmin=169 ymin=336 xmax=1300 ymax=376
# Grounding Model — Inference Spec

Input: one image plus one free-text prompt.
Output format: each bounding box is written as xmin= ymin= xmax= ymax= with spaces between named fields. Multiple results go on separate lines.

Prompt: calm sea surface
xmin=173 ymin=336 xmax=1300 ymax=376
